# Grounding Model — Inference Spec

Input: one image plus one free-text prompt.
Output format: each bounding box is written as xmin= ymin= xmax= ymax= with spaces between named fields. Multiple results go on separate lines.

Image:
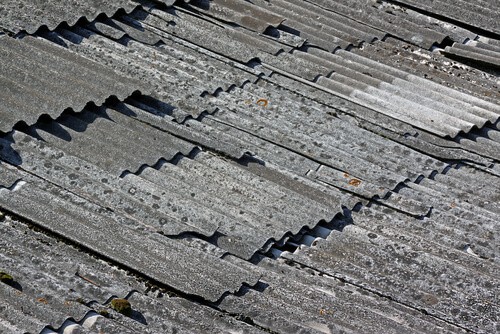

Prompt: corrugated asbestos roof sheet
xmin=0 ymin=35 xmax=145 ymax=132
xmin=0 ymin=0 xmax=144 ymax=34
xmin=0 ymin=0 xmax=499 ymax=333
xmin=392 ymin=0 xmax=500 ymax=34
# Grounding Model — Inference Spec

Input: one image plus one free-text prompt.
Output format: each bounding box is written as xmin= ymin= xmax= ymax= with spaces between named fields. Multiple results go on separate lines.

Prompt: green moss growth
xmin=110 ymin=298 xmax=132 ymax=316
xmin=0 ymin=271 xmax=14 ymax=286
xmin=98 ymin=309 xmax=110 ymax=318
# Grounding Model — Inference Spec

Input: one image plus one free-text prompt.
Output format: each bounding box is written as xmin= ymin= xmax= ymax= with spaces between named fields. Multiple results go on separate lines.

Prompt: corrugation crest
xmin=0 ymin=35 xmax=147 ymax=133
xmin=0 ymin=0 xmax=145 ymax=34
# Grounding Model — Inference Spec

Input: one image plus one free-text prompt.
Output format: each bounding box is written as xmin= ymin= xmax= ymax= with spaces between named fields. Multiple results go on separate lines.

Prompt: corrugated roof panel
xmin=0 ymin=132 xmax=221 ymax=238
xmin=30 ymin=115 xmax=188 ymax=174
xmin=0 ymin=162 xmax=22 ymax=188
xmin=278 ymin=165 xmax=499 ymax=333
xmin=0 ymin=175 xmax=259 ymax=302
xmin=354 ymin=39 xmax=500 ymax=104
xmin=39 ymin=23 xmax=257 ymax=121
xmin=204 ymin=80 xmax=448 ymax=180
xmin=1 ymin=116 xmax=346 ymax=260
xmin=0 ymin=217 xmax=264 ymax=333
xmin=0 ymin=35 xmax=144 ymax=133
xmin=35 ymin=6 xmax=497 ymax=140
xmin=145 ymin=7 xmax=286 ymax=62
xmin=219 ymin=256 xmax=468 ymax=334
xmin=300 ymin=0 xmax=449 ymax=48
xmin=186 ymin=0 xmax=285 ymax=33
xmin=249 ymin=0 xmax=383 ymax=49
xmin=0 ymin=0 xmax=145 ymax=34
xmin=442 ymin=42 xmax=500 ymax=69
xmin=0 ymin=1 xmax=499 ymax=333
xmin=275 ymin=47 xmax=500 ymax=137
xmin=392 ymin=0 xmax=500 ymax=34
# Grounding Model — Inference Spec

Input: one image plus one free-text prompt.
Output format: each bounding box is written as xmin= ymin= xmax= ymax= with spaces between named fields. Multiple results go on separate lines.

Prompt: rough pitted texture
xmin=0 ymin=0 xmax=142 ymax=33
xmin=0 ymin=0 xmax=499 ymax=333
xmin=0 ymin=35 xmax=146 ymax=132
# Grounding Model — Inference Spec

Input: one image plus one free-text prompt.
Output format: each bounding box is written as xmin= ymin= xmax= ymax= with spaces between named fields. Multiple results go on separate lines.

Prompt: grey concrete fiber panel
xmin=221 ymin=256 xmax=468 ymax=334
xmin=0 ymin=180 xmax=260 ymax=302
xmin=299 ymin=0 xmax=447 ymax=48
xmin=336 ymin=49 xmax=498 ymax=117
xmin=389 ymin=0 xmax=500 ymax=35
xmin=141 ymin=152 xmax=341 ymax=258
xmin=284 ymin=224 xmax=499 ymax=334
xmin=305 ymin=47 xmax=499 ymax=125
xmin=186 ymin=0 xmax=285 ymax=33
xmin=247 ymin=0 xmax=383 ymax=50
xmin=0 ymin=35 xmax=144 ymax=133
xmin=3 ymin=127 xmax=269 ymax=246
xmin=2 ymin=126 xmax=340 ymax=261
xmin=267 ymin=0 xmax=385 ymax=40
xmin=115 ymin=101 xmax=251 ymax=159
xmin=443 ymin=44 xmax=500 ymax=69
xmin=0 ymin=0 xmax=141 ymax=34
xmin=0 ymin=161 xmax=22 ymax=188
xmin=261 ymin=51 xmax=332 ymax=81
xmin=472 ymin=39 xmax=500 ymax=53
xmin=256 ymin=45 xmax=497 ymax=138
xmin=402 ymin=182 xmax=500 ymax=233
xmin=0 ymin=215 xmax=144 ymax=304
xmin=360 ymin=205 xmax=498 ymax=273
xmin=0 ymin=284 xmax=68 ymax=334
xmin=371 ymin=165 xmax=499 ymax=260
xmin=126 ymin=292 xmax=266 ymax=334
xmin=53 ymin=27 xmax=218 ymax=112
xmin=2 ymin=128 xmax=268 ymax=246
xmin=419 ymin=168 xmax=500 ymax=216
xmin=208 ymin=82 xmax=448 ymax=179
xmin=0 ymin=4 xmax=498 ymax=333
xmin=209 ymin=106 xmax=415 ymax=187
xmin=138 ymin=7 xmax=285 ymax=63
xmin=29 ymin=107 xmax=194 ymax=175
xmin=453 ymin=42 xmax=500 ymax=59
xmin=357 ymin=39 xmax=500 ymax=105
xmin=278 ymin=165 xmax=500 ymax=333
xmin=238 ymin=79 xmax=447 ymax=174
xmin=332 ymin=50 xmax=500 ymax=137
xmin=0 ymin=219 xmax=263 ymax=334
xmin=264 ymin=72 xmax=420 ymax=137
xmin=85 ymin=16 xmax=163 ymax=45
xmin=46 ymin=23 xmax=254 ymax=120
xmin=455 ymin=133 xmax=500 ymax=162
xmin=132 ymin=161 xmax=334 ymax=259
xmin=371 ymin=0 xmax=478 ymax=44
xmin=0 ymin=131 xmax=219 ymax=238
